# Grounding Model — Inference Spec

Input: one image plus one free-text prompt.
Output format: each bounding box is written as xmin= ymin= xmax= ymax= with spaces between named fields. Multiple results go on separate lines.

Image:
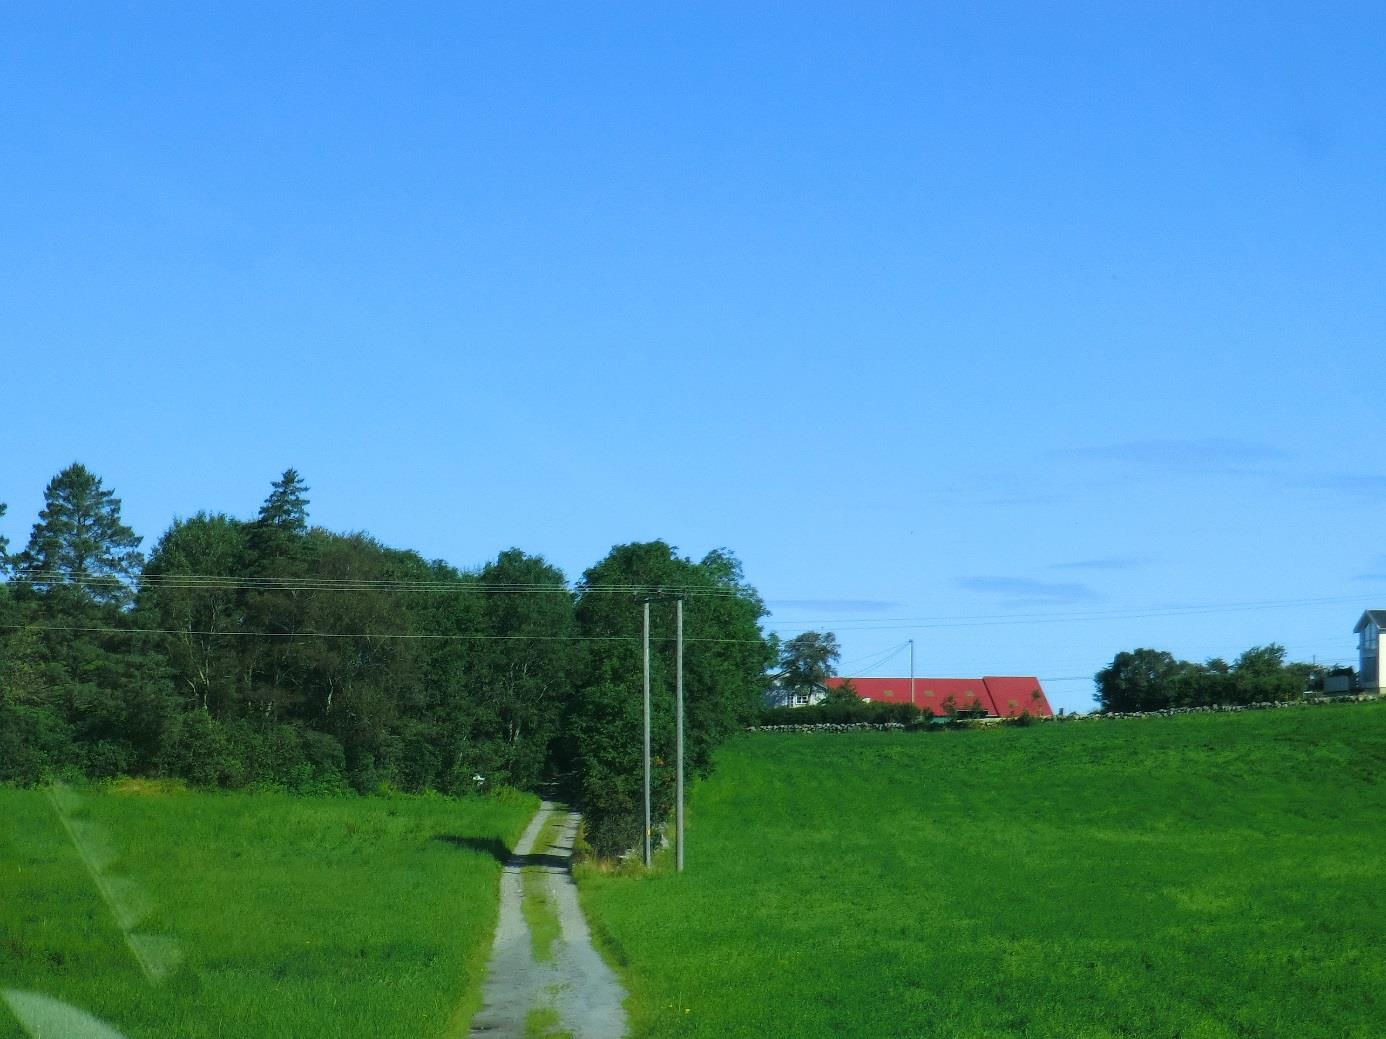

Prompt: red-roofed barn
xmin=823 ymin=676 xmax=1053 ymax=718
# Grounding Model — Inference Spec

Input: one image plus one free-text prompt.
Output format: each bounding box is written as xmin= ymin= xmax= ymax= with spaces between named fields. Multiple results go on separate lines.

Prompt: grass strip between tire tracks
xmin=521 ymin=811 xmax=567 ymax=964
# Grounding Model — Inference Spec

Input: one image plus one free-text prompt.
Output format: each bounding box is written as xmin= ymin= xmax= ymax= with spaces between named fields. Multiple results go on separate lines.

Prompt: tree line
xmin=1094 ymin=644 xmax=1324 ymax=713
xmin=0 ymin=464 xmax=774 ymax=855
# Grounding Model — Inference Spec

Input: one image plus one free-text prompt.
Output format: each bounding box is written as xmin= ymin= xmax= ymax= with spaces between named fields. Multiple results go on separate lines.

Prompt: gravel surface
xmin=468 ymin=802 xmax=627 ymax=1039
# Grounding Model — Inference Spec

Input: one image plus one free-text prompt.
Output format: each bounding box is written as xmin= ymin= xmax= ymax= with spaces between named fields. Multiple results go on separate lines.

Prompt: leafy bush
xmin=757 ymin=700 xmax=924 ymax=727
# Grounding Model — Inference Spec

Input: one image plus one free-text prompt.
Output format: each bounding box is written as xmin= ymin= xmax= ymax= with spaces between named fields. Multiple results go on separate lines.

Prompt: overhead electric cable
xmin=839 ymin=641 xmax=910 ymax=676
xmin=762 ymin=592 xmax=1375 ymax=631
xmin=6 ymin=569 xmax=753 ymax=597
xmin=0 ymin=622 xmax=767 ymax=644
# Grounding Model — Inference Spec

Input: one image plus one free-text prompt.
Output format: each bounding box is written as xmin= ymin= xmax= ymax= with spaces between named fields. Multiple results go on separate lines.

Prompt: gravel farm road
xmin=467 ymin=802 xmax=628 ymax=1039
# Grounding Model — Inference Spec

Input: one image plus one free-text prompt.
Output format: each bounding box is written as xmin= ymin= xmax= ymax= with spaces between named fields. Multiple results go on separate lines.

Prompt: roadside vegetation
xmin=0 ymin=781 xmax=535 ymax=1039
xmin=577 ymin=703 xmax=1386 ymax=1039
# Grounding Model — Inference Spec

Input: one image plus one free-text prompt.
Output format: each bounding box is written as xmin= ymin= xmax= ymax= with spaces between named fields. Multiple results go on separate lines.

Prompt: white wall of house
xmin=763 ymin=686 xmax=828 ymax=708
xmin=1360 ymin=615 xmax=1381 ymax=693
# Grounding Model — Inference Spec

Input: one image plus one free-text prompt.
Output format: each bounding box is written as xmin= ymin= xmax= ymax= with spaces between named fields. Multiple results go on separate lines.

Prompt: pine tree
xmin=15 ymin=464 xmax=143 ymax=605
xmin=0 ymin=501 xmax=9 ymax=566
xmin=257 ymin=469 xmax=310 ymax=532
xmin=241 ymin=469 xmax=313 ymax=719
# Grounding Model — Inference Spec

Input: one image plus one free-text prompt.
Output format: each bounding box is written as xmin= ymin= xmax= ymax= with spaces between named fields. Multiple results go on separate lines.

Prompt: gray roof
xmin=1354 ymin=610 xmax=1386 ymax=633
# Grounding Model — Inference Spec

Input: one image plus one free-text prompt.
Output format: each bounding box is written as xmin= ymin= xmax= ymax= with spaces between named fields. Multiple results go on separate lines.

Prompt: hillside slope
xmin=1 ymin=784 xmax=535 ymax=1039
xmin=578 ymin=705 xmax=1386 ymax=1039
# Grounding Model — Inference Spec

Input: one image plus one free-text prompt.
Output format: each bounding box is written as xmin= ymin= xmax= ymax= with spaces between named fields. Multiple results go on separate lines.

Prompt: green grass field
xmin=577 ymin=704 xmax=1386 ymax=1039
xmin=0 ymin=781 xmax=536 ymax=1039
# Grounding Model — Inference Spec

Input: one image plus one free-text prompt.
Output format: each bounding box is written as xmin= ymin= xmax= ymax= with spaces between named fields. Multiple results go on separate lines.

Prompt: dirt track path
xmin=467 ymin=802 xmax=628 ymax=1039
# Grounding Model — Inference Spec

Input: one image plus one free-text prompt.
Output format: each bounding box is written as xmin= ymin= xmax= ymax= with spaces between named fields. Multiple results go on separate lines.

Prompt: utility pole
xmin=675 ymin=596 xmax=685 ymax=873
xmin=909 ymin=638 xmax=915 ymax=706
xmin=642 ymin=599 xmax=651 ymax=868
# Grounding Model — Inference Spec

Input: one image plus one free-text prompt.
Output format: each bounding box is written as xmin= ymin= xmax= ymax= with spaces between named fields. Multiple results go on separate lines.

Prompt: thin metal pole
xmin=909 ymin=638 xmax=915 ymax=706
xmin=642 ymin=600 xmax=651 ymax=868
xmin=675 ymin=597 xmax=685 ymax=873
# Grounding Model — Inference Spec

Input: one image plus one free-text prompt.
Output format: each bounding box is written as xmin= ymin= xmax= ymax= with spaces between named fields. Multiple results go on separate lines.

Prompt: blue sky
xmin=3 ymin=3 xmax=1384 ymax=711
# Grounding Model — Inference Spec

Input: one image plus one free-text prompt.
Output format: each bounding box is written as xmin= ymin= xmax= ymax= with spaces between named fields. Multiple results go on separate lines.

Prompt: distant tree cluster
xmin=1094 ymin=645 xmax=1321 ymax=713
xmin=0 ymin=464 xmax=773 ymax=856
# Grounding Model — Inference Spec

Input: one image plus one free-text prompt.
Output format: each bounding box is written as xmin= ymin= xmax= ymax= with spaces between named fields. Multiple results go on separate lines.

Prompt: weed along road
xmin=469 ymin=802 xmax=628 ymax=1039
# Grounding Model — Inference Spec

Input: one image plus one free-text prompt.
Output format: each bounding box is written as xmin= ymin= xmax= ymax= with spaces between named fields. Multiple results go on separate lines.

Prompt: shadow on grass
xmin=432 ymin=835 xmax=510 ymax=861
xmin=431 ymin=835 xmax=570 ymax=872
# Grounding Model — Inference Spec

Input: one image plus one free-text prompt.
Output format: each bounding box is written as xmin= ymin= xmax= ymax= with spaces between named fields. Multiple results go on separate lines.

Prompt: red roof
xmin=826 ymin=676 xmax=1052 ymax=718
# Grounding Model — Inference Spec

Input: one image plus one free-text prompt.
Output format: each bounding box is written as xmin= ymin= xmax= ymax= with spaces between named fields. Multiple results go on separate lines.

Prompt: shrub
xmin=758 ymin=700 xmax=925 ymax=727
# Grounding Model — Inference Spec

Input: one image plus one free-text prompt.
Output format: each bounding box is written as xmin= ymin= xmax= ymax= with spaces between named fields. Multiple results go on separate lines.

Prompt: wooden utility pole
xmin=675 ymin=596 xmax=685 ymax=873
xmin=642 ymin=599 xmax=651 ymax=868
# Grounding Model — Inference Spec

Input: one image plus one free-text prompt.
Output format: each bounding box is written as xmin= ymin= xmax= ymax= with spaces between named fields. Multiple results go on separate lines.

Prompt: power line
xmin=841 ymin=641 xmax=911 ymax=676
xmin=0 ymin=622 xmax=767 ymax=644
xmin=6 ymin=573 xmax=1373 ymax=641
xmin=837 ymin=639 xmax=908 ymax=669
xmin=10 ymin=573 xmax=1375 ymax=623
xmin=5 ymin=570 xmax=753 ymax=598
xmin=763 ymin=592 xmax=1375 ymax=632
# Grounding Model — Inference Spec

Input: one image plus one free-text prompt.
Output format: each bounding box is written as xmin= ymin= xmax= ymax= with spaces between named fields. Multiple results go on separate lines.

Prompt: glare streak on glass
xmin=45 ymin=785 xmax=184 ymax=983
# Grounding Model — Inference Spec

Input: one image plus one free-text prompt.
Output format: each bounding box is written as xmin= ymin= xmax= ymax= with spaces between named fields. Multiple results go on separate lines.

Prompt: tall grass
xmin=1 ymin=782 xmax=535 ymax=1039
xmin=578 ymin=703 xmax=1386 ymax=1038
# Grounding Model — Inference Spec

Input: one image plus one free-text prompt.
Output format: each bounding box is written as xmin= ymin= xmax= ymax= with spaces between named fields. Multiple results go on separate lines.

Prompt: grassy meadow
xmin=0 ymin=782 xmax=536 ymax=1039
xmin=578 ymin=703 xmax=1386 ymax=1039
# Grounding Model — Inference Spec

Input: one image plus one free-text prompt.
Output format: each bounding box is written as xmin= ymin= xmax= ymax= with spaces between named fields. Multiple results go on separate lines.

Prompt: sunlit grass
xmin=522 ymin=813 xmax=565 ymax=964
xmin=578 ymin=703 xmax=1386 ymax=1039
xmin=524 ymin=1005 xmax=573 ymax=1039
xmin=0 ymin=783 xmax=536 ymax=1039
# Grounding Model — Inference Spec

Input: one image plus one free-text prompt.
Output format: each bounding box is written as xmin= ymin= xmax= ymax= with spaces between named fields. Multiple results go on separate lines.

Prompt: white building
xmin=763 ymin=682 xmax=828 ymax=708
xmin=1354 ymin=610 xmax=1385 ymax=694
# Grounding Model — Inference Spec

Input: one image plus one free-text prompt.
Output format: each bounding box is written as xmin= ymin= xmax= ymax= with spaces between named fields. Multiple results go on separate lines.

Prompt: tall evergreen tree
xmin=257 ymin=469 xmax=310 ymax=532
xmin=15 ymin=463 xmax=143 ymax=605
xmin=0 ymin=501 xmax=9 ymax=567
xmin=241 ymin=469 xmax=313 ymax=717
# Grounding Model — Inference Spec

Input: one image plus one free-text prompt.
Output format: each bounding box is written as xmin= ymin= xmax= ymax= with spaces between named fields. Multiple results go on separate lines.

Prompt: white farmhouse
xmin=1354 ymin=610 xmax=1386 ymax=695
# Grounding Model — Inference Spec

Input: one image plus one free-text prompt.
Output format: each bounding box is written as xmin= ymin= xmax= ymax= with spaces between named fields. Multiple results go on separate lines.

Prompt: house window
xmin=792 ymin=693 xmax=810 ymax=707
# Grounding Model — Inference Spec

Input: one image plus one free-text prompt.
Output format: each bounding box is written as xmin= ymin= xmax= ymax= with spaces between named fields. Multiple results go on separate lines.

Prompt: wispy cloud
xmin=1301 ymin=473 xmax=1386 ymax=503
xmin=1048 ymin=556 xmax=1146 ymax=572
xmin=1053 ymin=438 xmax=1288 ymax=476
xmin=978 ymin=492 xmax=1072 ymax=507
xmin=767 ymin=599 xmax=901 ymax=613
xmin=957 ymin=576 xmax=1098 ymax=605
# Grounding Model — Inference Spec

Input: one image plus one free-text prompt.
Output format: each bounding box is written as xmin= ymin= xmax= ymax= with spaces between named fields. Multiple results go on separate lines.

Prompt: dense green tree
xmin=468 ymin=549 xmax=576 ymax=789
xmin=1230 ymin=644 xmax=1303 ymax=703
xmin=407 ymin=559 xmax=489 ymax=793
xmin=772 ymin=630 xmax=841 ymax=704
xmin=682 ymin=548 xmax=776 ymax=768
xmin=1095 ymin=649 xmax=1196 ymax=712
xmin=292 ymin=531 xmax=426 ymax=790
xmin=0 ymin=597 xmax=76 ymax=782
xmin=0 ymin=466 xmax=780 ymax=822
xmin=1097 ymin=644 xmax=1311 ymax=711
xmin=14 ymin=463 xmax=143 ymax=605
xmin=571 ymin=541 xmax=773 ymax=856
xmin=139 ymin=513 xmax=249 ymax=712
